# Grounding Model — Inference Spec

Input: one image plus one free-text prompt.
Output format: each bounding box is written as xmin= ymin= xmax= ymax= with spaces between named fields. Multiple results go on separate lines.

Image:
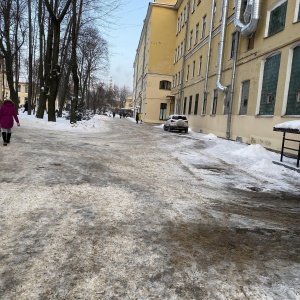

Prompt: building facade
xmin=133 ymin=0 xmax=300 ymax=152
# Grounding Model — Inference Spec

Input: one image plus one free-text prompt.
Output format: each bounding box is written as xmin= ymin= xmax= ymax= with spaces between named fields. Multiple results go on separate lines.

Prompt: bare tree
xmin=0 ymin=0 xmax=27 ymax=109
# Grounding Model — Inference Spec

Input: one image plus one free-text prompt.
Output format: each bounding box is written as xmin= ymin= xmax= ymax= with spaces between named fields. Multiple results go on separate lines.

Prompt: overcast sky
xmin=102 ymin=0 xmax=152 ymax=90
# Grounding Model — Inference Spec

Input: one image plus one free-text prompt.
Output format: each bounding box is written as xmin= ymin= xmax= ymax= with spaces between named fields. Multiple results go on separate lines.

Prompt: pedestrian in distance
xmin=135 ymin=112 xmax=139 ymax=124
xmin=138 ymin=112 xmax=143 ymax=124
xmin=113 ymin=112 xmax=115 ymax=118
xmin=23 ymin=100 xmax=28 ymax=113
xmin=0 ymin=99 xmax=3 ymax=134
xmin=0 ymin=99 xmax=20 ymax=146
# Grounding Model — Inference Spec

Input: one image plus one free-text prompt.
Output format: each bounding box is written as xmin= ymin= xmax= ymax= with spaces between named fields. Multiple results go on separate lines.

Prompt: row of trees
xmin=0 ymin=0 xmax=131 ymax=123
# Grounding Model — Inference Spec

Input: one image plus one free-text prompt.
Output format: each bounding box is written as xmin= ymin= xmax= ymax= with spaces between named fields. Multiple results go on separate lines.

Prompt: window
xmin=181 ymin=12 xmax=184 ymax=28
xmin=188 ymin=96 xmax=193 ymax=114
xmin=268 ymin=1 xmax=288 ymax=37
xmin=18 ymin=85 xmax=21 ymax=92
xmin=239 ymin=80 xmax=250 ymax=115
xmin=202 ymin=92 xmax=208 ymax=115
xmin=230 ymin=32 xmax=238 ymax=59
xmin=194 ymin=94 xmax=199 ymax=115
xmin=202 ymin=15 xmax=207 ymax=38
xmin=159 ymin=80 xmax=171 ymax=90
xmin=212 ymin=89 xmax=218 ymax=115
xmin=198 ymin=55 xmax=202 ymax=75
xmin=189 ymin=30 xmax=193 ymax=49
xmin=286 ymin=46 xmax=300 ymax=115
xmin=246 ymin=33 xmax=255 ymax=51
xmin=183 ymin=97 xmax=187 ymax=114
xmin=25 ymin=85 xmax=28 ymax=93
xmin=186 ymin=65 xmax=190 ymax=81
xmin=212 ymin=2 xmax=217 ymax=27
xmin=259 ymin=53 xmax=281 ymax=115
xmin=197 ymin=0 xmax=201 ymax=5
xmin=192 ymin=0 xmax=196 ymax=13
xmin=195 ymin=23 xmax=199 ymax=44
xmin=224 ymin=85 xmax=231 ymax=115
xmin=184 ymin=6 xmax=187 ymax=23
xmin=159 ymin=103 xmax=167 ymax=120
xmin=174 ymin=49 xmax=177 ymax=63
xmin=298 ymin=3 xmax=300 ymax=21
xmin=181 ymin=42 xmax=184 ymax=57
xmin=192 ymin=61 xmax=195 ymax=78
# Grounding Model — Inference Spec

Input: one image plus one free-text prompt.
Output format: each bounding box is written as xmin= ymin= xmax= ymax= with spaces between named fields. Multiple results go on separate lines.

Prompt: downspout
xmin=226 ymin=32 xmax=239 ymax=139
xmin=234 ymin=0 xmax=262 ymax=37
xmin=140 ymin=19 xmax=148 ymax=120
xmin=178 ymin=0 xmax=191 ymax=114
xmin=216 ymin=0 xmax=229 ymax=93
xmin=203 ymin=0 xmax=216 ymax=111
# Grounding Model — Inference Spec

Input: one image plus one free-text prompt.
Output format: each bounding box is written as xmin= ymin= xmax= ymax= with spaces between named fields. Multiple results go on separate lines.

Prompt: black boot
xmin=2 ymin=132 xmax=7 ymax=146
xmin=6 ymin=133 xmax=11 ymax=144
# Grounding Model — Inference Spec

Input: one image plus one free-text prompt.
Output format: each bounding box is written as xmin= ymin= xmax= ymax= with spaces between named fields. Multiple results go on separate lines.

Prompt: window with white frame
xmin=202 ymin=15 xmax=207 ymax=38
xmin=186 ymin=65 xmax=190 ymax=81
xmin=295 ymin=0 xmax=300 ymax=22
xmin=212 ymin=2 xmax=217 ymax=27
xmin=192 ymin=0 xmax=196 ymax=13
xmin=188 ymin=95 xmax=193 ymax=114
xmin=212 ymin=89 xmax=218 ymax=115
xmin=195 ymin=23 xmax=199 ymax=45
xmin=230 ymin=31 xmax=238 ymax=59
xmin=259 ymin=53 xmax=281 ymax=115
xmin=267 ymin=1 xmax=288 ymax=37
xmin=194 ymin=94 xmax=199 ymax=114
xmin=181 ymin=42 xmax=184 ymax=57
xmin=25 ymin=85 xmax=28 ymax=93
xmin=192 ymin=61 xmax=195 ymax=78
xmin=189 ymin=30 xmax=193 ymax=49
xmin=239 ymin=80 xmax=250 ymax=115
xmin=184 ymin=6 xmax=187 ymax=23
xmin=198 ymin=55 xmax=202 ymax=75
xmin=286 ymin=45 xmax=300 ymax=115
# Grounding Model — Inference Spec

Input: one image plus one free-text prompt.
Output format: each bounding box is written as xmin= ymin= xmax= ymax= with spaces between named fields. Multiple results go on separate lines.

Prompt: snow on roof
xmin=274 ymin=120 xmax=300 ymax=133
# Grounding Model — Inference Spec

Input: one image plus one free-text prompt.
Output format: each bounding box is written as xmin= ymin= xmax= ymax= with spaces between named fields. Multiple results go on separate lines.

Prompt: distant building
xmin=133 ymin=0 xmax=300 ymax=152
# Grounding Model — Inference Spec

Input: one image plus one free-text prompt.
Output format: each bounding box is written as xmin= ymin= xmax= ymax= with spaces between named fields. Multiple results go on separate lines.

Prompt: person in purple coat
xmin=0 ymin=99 xmax=20 ymax=146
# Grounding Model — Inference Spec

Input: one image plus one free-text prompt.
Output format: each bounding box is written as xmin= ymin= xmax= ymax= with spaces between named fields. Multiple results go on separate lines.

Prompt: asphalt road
xmin=0 ymin=116 xmax=299 ymax=299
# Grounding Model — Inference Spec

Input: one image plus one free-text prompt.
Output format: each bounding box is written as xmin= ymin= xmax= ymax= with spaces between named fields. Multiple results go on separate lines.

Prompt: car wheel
xmin=163 ymin=125 xmax=167 ymax=131
xmin=185 ymin=128 xmax=188 ymax=133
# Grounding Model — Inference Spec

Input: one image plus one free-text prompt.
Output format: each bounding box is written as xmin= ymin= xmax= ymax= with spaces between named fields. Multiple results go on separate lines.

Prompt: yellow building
xmin=3 ymin=78 xmax=29 ymax=107
xmin=133 ymin=0 xmax=178 ymax=123
xmin=134 ymin=0 xmax=300 ymax=152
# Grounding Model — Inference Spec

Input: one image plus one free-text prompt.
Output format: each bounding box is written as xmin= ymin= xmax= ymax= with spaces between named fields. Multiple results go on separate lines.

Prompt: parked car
xmin=163 ymin=115 xmax=188 ymax=133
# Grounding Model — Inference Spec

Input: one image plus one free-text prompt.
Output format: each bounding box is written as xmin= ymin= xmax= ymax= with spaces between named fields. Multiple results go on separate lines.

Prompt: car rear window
xmin=178 ymin=115 xmax=187 ymax=120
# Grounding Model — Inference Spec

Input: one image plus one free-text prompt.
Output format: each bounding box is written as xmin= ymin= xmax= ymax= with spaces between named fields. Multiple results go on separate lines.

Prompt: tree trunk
xmin=28 ymin=0 xmax=33 ymax=115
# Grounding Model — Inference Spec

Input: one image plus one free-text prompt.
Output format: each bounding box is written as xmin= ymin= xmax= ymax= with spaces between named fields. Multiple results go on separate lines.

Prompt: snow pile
xmin=233 ymin=144 xmax=274 ymax=159
xmin=202 ymin=133 xmax=218 ymax=140
xmin=18 ymin=112 xmax=109 ymax=133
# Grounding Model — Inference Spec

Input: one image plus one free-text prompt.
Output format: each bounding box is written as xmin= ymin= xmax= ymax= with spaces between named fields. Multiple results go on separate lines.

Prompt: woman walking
xmin=0 ymin=99 xmax=20 ymax=146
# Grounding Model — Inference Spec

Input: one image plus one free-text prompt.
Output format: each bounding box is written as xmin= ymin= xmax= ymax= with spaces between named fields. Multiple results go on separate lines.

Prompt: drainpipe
xmin=203 ymin=0 xmax=216 ymax=111
xmin=140 ymin=19 xmax=148 ymax=121
xmin=226 ymin=32 xmax=239 ymax=139
xmin=234 ymin=0 xmax=262 ymax=37
xmin=216 ymin=0 xmax=229 ymax=93
xmin=178 ymin=0 xmax=191 ymax=114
